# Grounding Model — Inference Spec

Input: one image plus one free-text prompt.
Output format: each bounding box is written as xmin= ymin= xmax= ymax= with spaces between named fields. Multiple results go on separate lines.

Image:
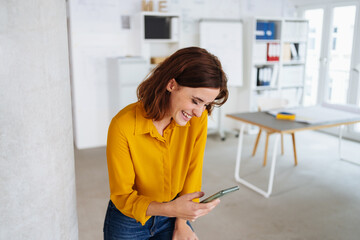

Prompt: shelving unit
xmin=243 ymin=17 xmax=309 ymax=111
xmin=107 ymin=12 xmax=181 ymax=128
xmin=134 ymin=12 xmax=181 ymax=66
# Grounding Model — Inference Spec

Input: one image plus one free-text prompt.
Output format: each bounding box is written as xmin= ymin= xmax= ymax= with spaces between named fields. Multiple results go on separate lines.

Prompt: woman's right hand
xmin=167 ymin=192 xmax=220 ymax=221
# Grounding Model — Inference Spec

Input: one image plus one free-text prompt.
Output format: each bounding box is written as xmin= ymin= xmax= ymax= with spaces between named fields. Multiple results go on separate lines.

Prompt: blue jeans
xmin=103 ymin=200 xmax=193 ymax=240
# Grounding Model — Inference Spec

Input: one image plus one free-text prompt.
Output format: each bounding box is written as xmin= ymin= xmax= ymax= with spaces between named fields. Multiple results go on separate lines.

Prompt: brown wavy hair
xmin=137 ymin=47 xmax=228 ymax=120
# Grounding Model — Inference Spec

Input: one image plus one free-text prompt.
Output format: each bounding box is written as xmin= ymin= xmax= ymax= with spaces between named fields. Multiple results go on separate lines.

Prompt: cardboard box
xmin=150 ymin=56 xmax=167 ymax=65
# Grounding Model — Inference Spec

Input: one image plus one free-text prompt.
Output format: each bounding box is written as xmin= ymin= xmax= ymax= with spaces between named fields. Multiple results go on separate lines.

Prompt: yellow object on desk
xmin=276 ymin=112 xmax=296 ymax=120
xmin=150 ymin=56 xmax=167 ymax=65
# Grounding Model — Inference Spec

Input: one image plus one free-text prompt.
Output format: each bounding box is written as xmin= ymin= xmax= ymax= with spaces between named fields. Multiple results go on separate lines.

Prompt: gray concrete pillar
xmin=0 ymin=0 xmax=78 ymax=239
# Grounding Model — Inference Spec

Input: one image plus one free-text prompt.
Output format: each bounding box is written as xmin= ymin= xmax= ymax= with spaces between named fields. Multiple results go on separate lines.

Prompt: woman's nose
xmin=193 ymin=105 xmax=205 ymax=117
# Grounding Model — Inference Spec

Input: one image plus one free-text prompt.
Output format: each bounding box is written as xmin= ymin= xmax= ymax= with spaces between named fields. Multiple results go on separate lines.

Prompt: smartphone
xmin=200 ymin=186 xmax=239 ymax=203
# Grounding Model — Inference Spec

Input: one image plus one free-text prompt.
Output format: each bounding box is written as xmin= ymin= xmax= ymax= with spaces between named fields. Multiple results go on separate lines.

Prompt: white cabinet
xmin=107 ymin=57 xmax=149 ymax=115
xmin=243 ymin=17 xmax=309 ymax=111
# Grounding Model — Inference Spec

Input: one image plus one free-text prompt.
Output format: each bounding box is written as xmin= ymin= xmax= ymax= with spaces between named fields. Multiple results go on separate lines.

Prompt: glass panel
xmin=303 ymin=9 xmax=323 ymax=106
xmin=327 ymin=6 xmax=356 ymax=104
xmin=354 ymin=122 xmax=360 ymax=133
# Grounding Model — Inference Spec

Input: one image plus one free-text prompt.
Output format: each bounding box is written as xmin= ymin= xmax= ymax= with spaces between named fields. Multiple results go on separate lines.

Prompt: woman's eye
xmin=192 ymin=99 xmax=199 ymax=105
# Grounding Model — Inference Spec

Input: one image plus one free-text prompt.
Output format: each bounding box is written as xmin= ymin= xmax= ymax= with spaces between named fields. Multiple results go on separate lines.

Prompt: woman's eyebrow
xmin=192 ymin=96 xmax=204 ymax=102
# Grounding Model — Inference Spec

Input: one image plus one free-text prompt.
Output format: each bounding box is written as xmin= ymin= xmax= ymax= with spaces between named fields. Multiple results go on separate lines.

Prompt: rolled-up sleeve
xmin=106 ymin=118 xmax=153 ymax=225
xmin=180 ymin=111 xmax=208 ymax=201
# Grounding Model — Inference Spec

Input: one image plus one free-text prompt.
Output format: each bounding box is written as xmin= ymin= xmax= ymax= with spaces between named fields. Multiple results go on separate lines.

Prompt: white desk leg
xmin=218 ymin=110 xmax=226 ymax=141
xmin=234 ymin=123 xmax=280 ymax=198
xmin=267 ymin=134 xmax=280 ymax=197
xmin=234 ymin=124 xmax=245 ymax=181
xmin=338 ymin=124 xmax=360 ymax=165
xmin=338 ymin=125 xmax=344 ymax=160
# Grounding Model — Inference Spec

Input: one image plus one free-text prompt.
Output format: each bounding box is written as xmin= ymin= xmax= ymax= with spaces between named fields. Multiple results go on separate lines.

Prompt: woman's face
xmin=166 ymin=79 xmax=220 ymax=126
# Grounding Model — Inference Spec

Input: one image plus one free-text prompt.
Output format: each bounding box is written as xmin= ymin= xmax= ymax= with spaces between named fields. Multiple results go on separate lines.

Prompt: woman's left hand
xmin=172 ymin=218 xmax=199 ymax=240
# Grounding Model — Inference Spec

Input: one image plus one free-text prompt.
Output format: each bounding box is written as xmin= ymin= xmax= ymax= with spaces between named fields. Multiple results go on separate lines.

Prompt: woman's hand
xmin=146 ymin=191 xmax=220 ymax=222
xmin=172 ymin=218 xmax=198 ymax=240
xmin=167 ymin=192 xmax=220 ymax=221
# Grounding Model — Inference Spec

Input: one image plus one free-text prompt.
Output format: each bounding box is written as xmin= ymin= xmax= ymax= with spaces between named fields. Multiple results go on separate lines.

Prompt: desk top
xmin=227 ymin=111 xmax=360 ymax=133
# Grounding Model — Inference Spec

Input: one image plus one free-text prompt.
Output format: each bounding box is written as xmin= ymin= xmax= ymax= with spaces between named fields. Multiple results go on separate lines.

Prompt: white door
xmin=299 ymin=2 xmax=360 ymax=141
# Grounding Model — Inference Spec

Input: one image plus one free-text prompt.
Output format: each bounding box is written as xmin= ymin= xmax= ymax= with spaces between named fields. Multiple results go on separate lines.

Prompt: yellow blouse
xmin=106 ymin=101 xmax=208 ymax=225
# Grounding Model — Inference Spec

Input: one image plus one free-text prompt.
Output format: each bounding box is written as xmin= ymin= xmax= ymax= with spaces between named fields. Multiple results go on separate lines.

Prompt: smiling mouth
xmin=182 ymin=111 xmax=192 ymax=120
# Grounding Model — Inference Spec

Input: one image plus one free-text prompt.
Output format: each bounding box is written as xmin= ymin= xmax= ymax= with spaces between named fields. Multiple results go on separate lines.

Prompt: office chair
xmin=252 ymin=97 xmax=298 ymax=166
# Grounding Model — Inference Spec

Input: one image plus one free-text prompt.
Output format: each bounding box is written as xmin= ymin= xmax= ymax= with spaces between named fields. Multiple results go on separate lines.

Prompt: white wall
xmin=0 ymin=0 xmax=78 ymax=239
xmin=290 ymin=0 xmax=360 ymax=7
xmin=68 ymin=0 xmax=297 ymax=149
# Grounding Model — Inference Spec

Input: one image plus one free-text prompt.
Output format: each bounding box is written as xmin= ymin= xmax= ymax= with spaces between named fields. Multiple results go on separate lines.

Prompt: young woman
xmin=104 ymin=47 xmax=229 ymax=240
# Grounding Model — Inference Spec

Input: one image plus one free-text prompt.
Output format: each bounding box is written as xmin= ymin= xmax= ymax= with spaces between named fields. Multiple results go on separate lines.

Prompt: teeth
xmin=183 ymin=111 xmax=192 ymax=119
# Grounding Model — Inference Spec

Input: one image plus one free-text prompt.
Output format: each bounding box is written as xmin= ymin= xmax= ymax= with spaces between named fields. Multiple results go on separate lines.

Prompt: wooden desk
xmin=227 ymin=108 xmax=360 ymax=198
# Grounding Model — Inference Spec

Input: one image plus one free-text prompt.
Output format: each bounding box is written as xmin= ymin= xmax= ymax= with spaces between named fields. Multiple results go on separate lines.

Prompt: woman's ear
xmin=166 ymin=78 xmax=177 ymax=92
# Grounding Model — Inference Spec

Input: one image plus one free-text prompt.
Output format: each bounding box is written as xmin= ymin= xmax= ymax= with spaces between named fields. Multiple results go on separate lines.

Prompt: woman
xmin=104 ymin=47 xmax=228 ymax=240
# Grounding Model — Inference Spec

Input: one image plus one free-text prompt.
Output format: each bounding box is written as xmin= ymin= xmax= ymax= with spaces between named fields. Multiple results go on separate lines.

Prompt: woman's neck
xmin=152 ymin=117 xmax=172 ymax=136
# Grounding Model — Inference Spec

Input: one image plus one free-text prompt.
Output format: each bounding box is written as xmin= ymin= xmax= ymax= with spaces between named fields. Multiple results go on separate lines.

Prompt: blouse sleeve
xmin=106 ymin=118 xmax=153 ymax=225
xmin=180 ymin=111 xmax=208 ymax=201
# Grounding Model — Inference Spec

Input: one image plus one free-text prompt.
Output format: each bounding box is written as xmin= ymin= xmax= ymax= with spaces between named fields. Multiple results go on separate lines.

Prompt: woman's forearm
xmin=175 ymin=218 xmax=188 ymax=227
xmin=146 ymin=192 xmax=219 ymax=221
xmin=146 ymin=201 xmax=173 ymax=217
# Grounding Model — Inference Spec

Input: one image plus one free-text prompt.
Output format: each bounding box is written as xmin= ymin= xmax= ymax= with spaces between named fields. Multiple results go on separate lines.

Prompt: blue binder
xmin=266 ymin=22 xmax=275 ymax=39
xmin=256 ymin=22 xmax=275 ymax=40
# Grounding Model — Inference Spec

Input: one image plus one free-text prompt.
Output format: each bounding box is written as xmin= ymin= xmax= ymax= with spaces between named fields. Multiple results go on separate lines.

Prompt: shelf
xmin=144 ymin=39 xmax=179 ymax=43
xmin=142 ymin=12 xmax=180 ymax=42
xmin=254 ymin=61 xmax=279 ymax=66
xmin=283 ymin=40 xmax=308 ymax=44
xmin=281 ymin=85 xmax=304 ymax=89
xmin=282 ymin=60 xmax=305 ymax=65
xmin=282 ymin=20 xmax=308 ymax=43
xmin=244 ymin=16 xmax=309 ymax=111
xmin=252 ymin=86 xmax=278 ymax=91
xmin=255 ymin=39 xmax=281 ymax=43
xmin=136 ymin=11 xmax=181 ymax=61
xmin=141 ymin=11 xmax=180 ymax=17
